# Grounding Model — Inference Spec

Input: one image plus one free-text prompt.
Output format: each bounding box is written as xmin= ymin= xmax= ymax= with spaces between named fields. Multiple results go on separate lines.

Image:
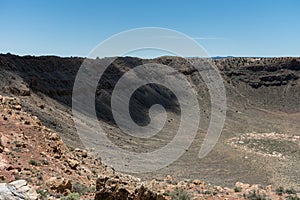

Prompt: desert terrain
xmin=0 ymin=53 xmax=300 ymax=199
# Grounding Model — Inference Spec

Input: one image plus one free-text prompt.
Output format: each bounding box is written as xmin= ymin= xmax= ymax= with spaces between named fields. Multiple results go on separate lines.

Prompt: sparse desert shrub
xmin=286 ymin=196 xmax=300 ymax=200
xmin=203 ymin=190 xmax=212 ymax=194
xmin=285 ymin=188 xmax=297 ymax=194
xmin=29 ymin=159 xmax=39 ymax=166
xmin=14 ymin=174 xmax=22 ymax=180
xmin=234 ymin=186 xmax=242 ymax=192
xmin=41 ymin=159 xmax=49 ymax=165
xmin=72 ymin=182 xmax=94 ymax=195
xmin=12 ymin=147 xmax=22 ymax=152
xmin=25 ymin=177 xmax=33 ymax=183
xmin=61 ymin=192 xmax=80 ymax=200
xmin=275 ymin=186 xmax=284 ymax=195
xmin=36 ymin=190 xmax=47 ymax=200
xmin=169 ymin=188 xmax=191 ymax=200
xmin=91 ymin=169 xmax=97 ymax=175
xmin=246 ymin=190 xmax=267 ymax=200
xmin=37 ymin=173 xmax=43 ymax=180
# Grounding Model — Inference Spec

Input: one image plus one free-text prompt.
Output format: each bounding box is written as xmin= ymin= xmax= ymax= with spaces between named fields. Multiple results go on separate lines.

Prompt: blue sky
xmin=0 ymin=0 xmax=299 ymax=57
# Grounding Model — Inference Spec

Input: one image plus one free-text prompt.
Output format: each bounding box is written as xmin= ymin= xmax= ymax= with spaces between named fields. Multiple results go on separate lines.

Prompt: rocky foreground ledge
xmin=0 ymin=180 xmax=38 ymax=200
xmin=0 ymin=94 xmax=300 ymax=199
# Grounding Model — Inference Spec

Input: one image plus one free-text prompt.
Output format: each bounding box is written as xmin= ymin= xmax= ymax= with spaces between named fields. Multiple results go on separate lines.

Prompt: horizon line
xmin=1 ymin=52 xmax=300 ymax=59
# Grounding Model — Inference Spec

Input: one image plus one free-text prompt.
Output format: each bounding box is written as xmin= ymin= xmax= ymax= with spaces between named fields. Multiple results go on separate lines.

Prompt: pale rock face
xmin=0 ymin=183 xmax=15 ymax=200
xmin=0 ymin=180 xmax=38 ymax=200
xmin=9 ymin=180 xmax=27 ymax=189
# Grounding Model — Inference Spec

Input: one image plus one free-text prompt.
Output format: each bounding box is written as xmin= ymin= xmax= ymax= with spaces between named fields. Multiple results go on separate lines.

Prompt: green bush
xmin=234 ymin=186 xmax=242 ymax=192
xmin=285 ymin=188 xmax=297 ymax=195
xmin=203 ymin=190 xmax=212 ymax=194
xmin=168 ymin=188 xmax=191 ymax=200
xmin=61 ymin=193 xmax=80 ymax=200
xmin=72 ymin=182 xmax=94 ymax=195
xmin=286 ymin=196 xmax=300 ymax=200
xmin=276 ymin=186 xmax=284 ymax=195
xmin=37 ymin=173 xmax=43 ymax=181
xmin=246 ymin=190 xmax=267 ymax=200
xmin=36 ymin=190 xmax=47 ymax=200
xmin=41 ymin=159 xmax=49 ymax=165
xmin=29 ymin=160 xmax=39 ymax=166
xmin=12 ymin=147 xmax=22 ymax=152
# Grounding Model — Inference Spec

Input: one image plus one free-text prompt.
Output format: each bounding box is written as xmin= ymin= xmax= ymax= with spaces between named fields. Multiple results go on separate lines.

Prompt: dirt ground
xmin=0 ymin=54 xmax=300 ymax=191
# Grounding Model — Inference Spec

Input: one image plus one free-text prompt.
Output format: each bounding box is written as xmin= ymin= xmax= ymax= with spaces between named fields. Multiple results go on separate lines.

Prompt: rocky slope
xmin=1 ymin=94 xmax=299 ymax=199
xmin=0 ymin=54 xmax=300 ymax=199
xmin=0 ymin=94 xmax=166 ymax=199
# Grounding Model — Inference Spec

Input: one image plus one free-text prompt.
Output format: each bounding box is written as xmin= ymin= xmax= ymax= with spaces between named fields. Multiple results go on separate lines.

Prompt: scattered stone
xmin=81 ymin=150 xmax=88 ymax=158
xmin=134 ymin=185 xmax=165 ymax=200
xmin=177 ymin=181 xmax=186 ymax=187
xmin=25 ymin=188 xmax=38 ymax=200
xmin=49 ymin=133 xmax=60 ymax=141
xmin=14 ymin=105 xmax=22 ymax=111
xmin=235 ymin=182 xmax=250 ymax=189
xmin=45 ymin=177 xmax=72 ymax=193
xmin=95 ymin=175 xmax=165 ymax=200
xmin=74 ymin=148 xmax=88 ymax=158
xmin=266 ymin=185 xmax=273 ymax=191
xmin=166 ymin=175 xmax=173 ymax=181
xmin=6 ymin=86 xmax=30 ymax=97
xmin=67 ymin=158 xmax=79 ymax=169
xmin=193 ymin=179 xmax=202 ymax=185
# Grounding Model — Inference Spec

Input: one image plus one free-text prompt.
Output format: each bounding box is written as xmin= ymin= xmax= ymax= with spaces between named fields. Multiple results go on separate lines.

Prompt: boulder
xmin=0 ymin=183 xmax=15 ymax=200
xmin=95 ymin=175 xmax=165 ymax=200
xmin=0 ymin=180 xmax=37 ymax=200
xmin=45 ymin=177 xmax=72 ymax=193
xmin=67 ymin=158 xmax=79 ymax=169
xmin=9 ymin=180 xmax=27 ymax=189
